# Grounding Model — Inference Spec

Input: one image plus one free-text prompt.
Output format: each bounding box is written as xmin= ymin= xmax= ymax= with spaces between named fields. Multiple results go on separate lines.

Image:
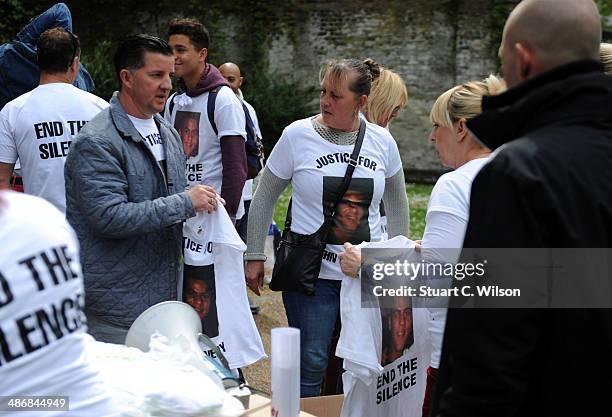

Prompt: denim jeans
xmin=282 ymin=278 xmax=342 ymax=397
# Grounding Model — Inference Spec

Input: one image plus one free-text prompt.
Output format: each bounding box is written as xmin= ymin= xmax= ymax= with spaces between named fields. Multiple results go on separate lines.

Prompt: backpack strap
xmin=241 ymin=101 xmax=258 ymax=153
xmin=207 ymin=87 xmax=219 ymax=136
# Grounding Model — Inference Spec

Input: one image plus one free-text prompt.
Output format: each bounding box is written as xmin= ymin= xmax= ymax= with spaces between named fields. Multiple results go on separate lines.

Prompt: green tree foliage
xmin=596 ymin=0 xmax=612 ymax=16
xmin=242 ymin=71 xmax=318 ymax=153
xmin=79 ymin=40 xmax=116 ymax=101
xmin=0 ymin=0 xmax=45 ymax=43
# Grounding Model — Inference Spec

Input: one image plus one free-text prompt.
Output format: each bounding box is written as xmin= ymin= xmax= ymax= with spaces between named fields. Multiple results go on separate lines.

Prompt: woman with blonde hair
xmin=363 ymin=64 xmax=408 ymax=128
xmin=245 ymin=58 xmax=409 ymax=397
xmin=340 ymin=74 xmax=506 ymax=416
xmin=361 ymin=64 xmax=408 ymax=240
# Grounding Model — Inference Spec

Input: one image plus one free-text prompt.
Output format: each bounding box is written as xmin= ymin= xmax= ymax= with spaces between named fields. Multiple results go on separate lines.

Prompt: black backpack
xmin=168 ymin=87 xmax=264 ymax=179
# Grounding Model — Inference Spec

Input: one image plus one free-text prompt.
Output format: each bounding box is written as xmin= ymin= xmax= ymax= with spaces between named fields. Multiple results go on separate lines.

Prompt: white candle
xmin=271 ymin=327 xmax=300 ymax=417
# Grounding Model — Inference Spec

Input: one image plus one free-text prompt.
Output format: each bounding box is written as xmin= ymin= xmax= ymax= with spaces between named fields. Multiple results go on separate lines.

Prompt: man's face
xmin=180 ymin=117 xmax=199 ymax=156
xmin=338 ymin=191 xmax=366 ymax=232
xmin=124 ymin=52 xmax=173 ymax=117
xmin=219 ymin=65 xmax=243 ymax=94
xmin=389 ymin=296 xmax=413 ymax=354
xmin=169 ymin=34 xmax=205 ymax=79
xmin=184 ymin=279 xmax=212 ymax=320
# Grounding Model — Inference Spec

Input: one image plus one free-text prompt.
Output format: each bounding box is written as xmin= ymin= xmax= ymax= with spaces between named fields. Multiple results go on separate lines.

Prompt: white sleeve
xmin=385 ymin=132 xmax=402 ymax=178
xmin=0 ymin=109 xmax=17 ymax=164
xmin=420 ymin=210 xmax=467 ymax=264
xmin=215 ymin=88 xmax=247 ymax=139
xmin=426 ymin=175 xmax=469 ymax=220
xmin=420 ymin=210 xmax=466 ymax=370
xmin=265 ymin=128 xmax=293 ymax=180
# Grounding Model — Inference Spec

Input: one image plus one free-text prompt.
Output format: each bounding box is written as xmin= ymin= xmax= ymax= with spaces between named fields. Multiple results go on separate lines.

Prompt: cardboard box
xmin=244 ymin=394 xmax=317 ymax=417
xmin=300 ymin=395 xmax=344 ymax=417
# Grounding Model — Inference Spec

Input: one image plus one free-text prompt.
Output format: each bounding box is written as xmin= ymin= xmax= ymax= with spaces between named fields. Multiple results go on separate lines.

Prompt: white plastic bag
xmin=90 ymin=334 xmax=244 ymax=417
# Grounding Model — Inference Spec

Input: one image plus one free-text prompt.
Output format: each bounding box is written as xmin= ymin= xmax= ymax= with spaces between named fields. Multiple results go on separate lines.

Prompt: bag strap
xmin=284 ymin=119 xmax=366 ymax=231
xmin=207 ymin=87 xmax=220 ymax=135
xmin=328 ymin=119 xmax=366 ymax=217
xmin=242 ymin=101 xmax=260 ymax=153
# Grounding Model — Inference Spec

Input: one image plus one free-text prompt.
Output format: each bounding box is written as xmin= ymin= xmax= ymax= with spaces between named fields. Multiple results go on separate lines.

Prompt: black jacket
xmin=433 ymin=61 xmax=612 ymax=417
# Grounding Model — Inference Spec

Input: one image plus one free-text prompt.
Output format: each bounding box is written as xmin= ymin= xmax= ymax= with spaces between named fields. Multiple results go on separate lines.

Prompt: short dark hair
xmin=36 ymin=28 xmax=80 ymax=74
xmin=168 ymin=18 xmax=210 ymax=51
xmin=113 ymin=34 xmax=173 ymax=84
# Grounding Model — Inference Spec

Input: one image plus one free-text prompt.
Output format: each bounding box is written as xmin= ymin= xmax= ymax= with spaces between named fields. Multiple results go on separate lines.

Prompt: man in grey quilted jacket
xmin=65 ymin=35 xmax=218 ymax=343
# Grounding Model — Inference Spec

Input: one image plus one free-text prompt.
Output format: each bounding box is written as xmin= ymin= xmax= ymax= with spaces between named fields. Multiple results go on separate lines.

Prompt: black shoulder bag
xmin=269 ymin=119 xmax=366 ymax=296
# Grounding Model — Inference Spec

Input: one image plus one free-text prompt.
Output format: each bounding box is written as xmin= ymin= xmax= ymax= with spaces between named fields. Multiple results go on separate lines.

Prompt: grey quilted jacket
xmin=65 ymin=92 xmax=195 ymax=328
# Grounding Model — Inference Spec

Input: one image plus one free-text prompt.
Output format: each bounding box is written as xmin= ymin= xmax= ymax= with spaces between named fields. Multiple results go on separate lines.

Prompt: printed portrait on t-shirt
xmin=174 ymin=111 xmax=200 ymax=158
xmin=324 ymin=176 xmax=373 ymax=245
xmin=183 ymin=264 xmax=219 ymax=338
xmin=380 ymin=295 xmax=414 ymax=366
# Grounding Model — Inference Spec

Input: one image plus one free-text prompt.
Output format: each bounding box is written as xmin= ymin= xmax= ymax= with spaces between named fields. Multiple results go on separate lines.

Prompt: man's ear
xmin=199 ymin=47 xmax=208 ymax=63
xmin=69 ymin=55 xmax=80 ymax=82
xmin=515 ymin=42 xmax=533 ymax=81
xmin=119 ymin=69 xmax=133 ymax=89
xmin=238 ymin=76 xmax=244 ymax=88
xmin=71 ymin=55 xmax=80 ymax=73
xmin=455 ymin=118 xmax=469 ymax=142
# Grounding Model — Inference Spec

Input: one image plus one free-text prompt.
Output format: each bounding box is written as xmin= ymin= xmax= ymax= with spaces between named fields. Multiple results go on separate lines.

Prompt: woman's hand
xmin=415 ymin=239 xmax=422 ymax=253
xmin=339 ymin=242 xmax=362 ymax=278
xmin=245 ymin=260 xmax=265 ymax=296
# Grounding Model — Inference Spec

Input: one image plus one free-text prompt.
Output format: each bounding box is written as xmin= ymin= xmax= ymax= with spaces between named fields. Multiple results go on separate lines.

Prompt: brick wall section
xmin=216 ymin=0 xmax=499 ymax=173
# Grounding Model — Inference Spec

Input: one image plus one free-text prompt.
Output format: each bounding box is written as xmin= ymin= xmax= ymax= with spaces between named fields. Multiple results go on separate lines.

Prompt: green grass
xmin=272 ymin=183 xmax=433 ymax=240
xmin=407 ymin=183 xmax=432 ymax=240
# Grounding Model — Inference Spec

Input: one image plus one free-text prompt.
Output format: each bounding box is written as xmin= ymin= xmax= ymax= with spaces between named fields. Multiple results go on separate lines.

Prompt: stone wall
xmin=239 ymin=0 xmax=501 ymax=176
xmin=77 ymin=0 xmax=502 ymax=177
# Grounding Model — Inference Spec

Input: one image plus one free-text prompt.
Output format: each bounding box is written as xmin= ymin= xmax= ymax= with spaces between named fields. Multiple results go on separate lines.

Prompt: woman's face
xmin=319 ymin=71 xmax=361 ymax=131
xmin=429 ymin=122 xmax=459 ymax=169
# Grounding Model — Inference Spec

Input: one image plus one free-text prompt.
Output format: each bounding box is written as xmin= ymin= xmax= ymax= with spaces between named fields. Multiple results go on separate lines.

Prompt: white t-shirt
xmin=241 ymin=179 xmax=254 ymax=202
xmin=422 ymin=156 xmax=491 ymax=368
xmin=266 ymin=117 xmax=402 ymax=279
xmin=338 ymin=236 xmax=431 ymax=417
xmin=127 ymin=115 xmax=165 ymax=162
xmin=164 ymin=86 xmax=246 ymax=192
xmin=0 ymin=191 xmax=118 ymax=417
xmin=0 ymin=83 xmax=108 ymax=213
xmin=182 ymin=204 xmax=266 ymax=369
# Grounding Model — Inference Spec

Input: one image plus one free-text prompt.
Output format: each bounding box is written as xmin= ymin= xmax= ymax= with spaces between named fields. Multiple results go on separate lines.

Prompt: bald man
xmin=219 ymin=63 xmax=243 ymax=94
xmin=433 ymin=1 xmax=612 ymax=416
